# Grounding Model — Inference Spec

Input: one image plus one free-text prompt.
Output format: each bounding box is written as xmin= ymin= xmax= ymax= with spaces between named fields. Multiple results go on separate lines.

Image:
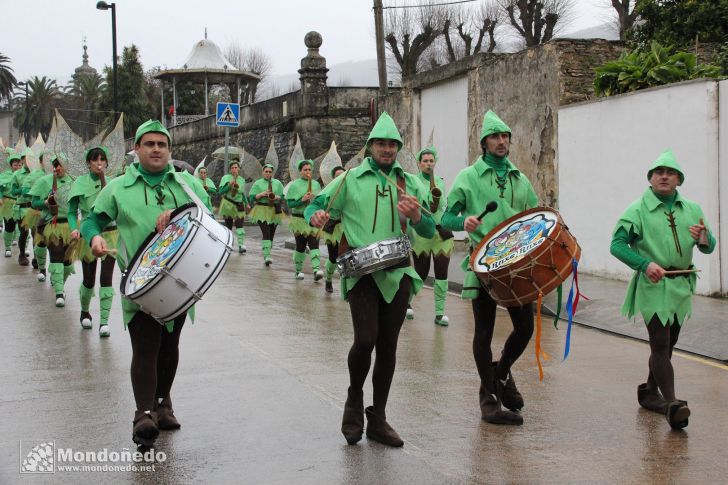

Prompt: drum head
xmin=122 ymin=203 xmax=198 ymax=296
xmin=473 ymin=209 xmax=558 ymax=273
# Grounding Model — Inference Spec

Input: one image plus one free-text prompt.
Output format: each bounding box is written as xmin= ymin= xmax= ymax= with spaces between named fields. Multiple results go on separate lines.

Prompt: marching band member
xmin=321 ymin=165 xmax=345 ymax=293
xmin=0 ymin=152 xmax=22 ymax=257
xmin=218 ymin=158 xmax=249 ymax=253
xmin=21 ymin=151 xmax=49 ymax=279
xmin=81 ymin=120 xmax=211 ymax=449
xmin=410 ymin=147 xmax=454 ymax=325
xmin=306 ymin=112 xmax=435 ymax=447
xmin=286 ymin=159 xmax=323 ymax=280
xmin=248 ymin=164 xmax=284 ymax=266
xmin=441 ymin=110 xmax=538 ymax=425
xmin=195 ymin=165 xmax=217 ymax=200
xmin=9 ymin=151 xmax=33 ymax=266
xmin=68 ymin=146 xmax=117 ymax=337
xmin=28 ymin=153 xmax=76 ymax=307
xmin=610 ymin=150 xmax=716 ymax=429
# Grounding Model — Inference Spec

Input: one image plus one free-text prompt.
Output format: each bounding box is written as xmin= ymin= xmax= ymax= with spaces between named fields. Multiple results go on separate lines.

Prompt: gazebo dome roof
xmin=182 ymin=39 xmax=237 ymax=71
xmin=155 ymin=37 xmax=261 ymax=83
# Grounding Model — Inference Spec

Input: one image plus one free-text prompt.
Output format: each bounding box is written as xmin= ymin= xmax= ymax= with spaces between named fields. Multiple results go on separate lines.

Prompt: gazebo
xmin=155 ymin=33 xmax=261 ymax=127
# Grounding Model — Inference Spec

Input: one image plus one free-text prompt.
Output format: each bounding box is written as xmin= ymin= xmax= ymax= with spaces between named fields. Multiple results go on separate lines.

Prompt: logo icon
xmin=20 ymin=441 xmax=55 ymax=474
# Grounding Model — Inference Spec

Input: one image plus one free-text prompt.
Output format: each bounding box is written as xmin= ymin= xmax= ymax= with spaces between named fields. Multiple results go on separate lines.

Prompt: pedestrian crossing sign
xmin=216 ymin=102 xmax=240 ymax=127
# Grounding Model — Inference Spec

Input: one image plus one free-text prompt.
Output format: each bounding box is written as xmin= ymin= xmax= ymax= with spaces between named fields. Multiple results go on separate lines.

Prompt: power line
xmin=381 ymin=0 xmax=477 ymax=9
xmin=56 ymin=107 xmax=115 ymax=114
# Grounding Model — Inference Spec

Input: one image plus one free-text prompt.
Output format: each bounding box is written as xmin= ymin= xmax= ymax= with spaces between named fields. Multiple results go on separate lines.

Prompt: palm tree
xmin=0 ymin=53 xmax=17 ymax=104
xmin=64 ymin=73 xmax=106 ymax=138
xmin=13 ymin=76 xmax=61 ymax=140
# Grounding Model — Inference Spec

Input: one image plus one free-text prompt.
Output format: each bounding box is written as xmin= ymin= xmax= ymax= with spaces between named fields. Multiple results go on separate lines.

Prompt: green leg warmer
xmin=309 ymin=249 xmax=321 ymax=272
xmin=261 ymin=239 xmax=272 ymax=259
xmin=79 ymin=284 xmax=95 ymax=312
xmin=3 ymin=229 xmax=13 ymax=250
xmin=236 ymin=227 xmax=245 ymax=246
xmin=34 ymin=245 xmax=47 ymax=270
xmin=434 ymin=279 xmax=449 ymax=316
xmin=63 ymin=263 xmax=75 ymax=283
xmin=99 ymin=286 xmax=115 ymax=325
xmin=293 ymin=250 xmax=306 ymax=272
xmin=325 ymin=259 xmax=337 ymax=282
xmin=49 ymin=263 xmax=65 ymax=294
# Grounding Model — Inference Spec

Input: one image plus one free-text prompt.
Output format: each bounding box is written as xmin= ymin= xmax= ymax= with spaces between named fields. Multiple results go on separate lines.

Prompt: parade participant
xmin=306 ymin=112 xmax=435 ymax=447
xmin=248 ymin=163 xmax=284 ymax=266
xmin=610 ymin=150 xmax=715 ymax=430
xmin=9 ymin=151 xmax=33 ymax=265
xmin=28 ymin=153 xmax=76 ymax=307
xmin=81 ymin=120 xmax=211 ymax=449
xmin=67 ymin=146 xmax=117 ymax=337
xmin=0 ymin=152 xmax=22 ymax=257
xmin=21 ymin=152 xmax=49 ymax=277
xmin=195 ymin=166 xmax=216 ymax=200
xmin=441 ymin=110 xmax=538 ymax=425
xmin=321 ymin=165 xmax=345 ymax=293
xmin=218 ymin=158 xmax=248 ymax=253
xmin=409 ymin=146 xmax=454 ymax=325
xmin=286 ymin=159 xmax=323 ymax=280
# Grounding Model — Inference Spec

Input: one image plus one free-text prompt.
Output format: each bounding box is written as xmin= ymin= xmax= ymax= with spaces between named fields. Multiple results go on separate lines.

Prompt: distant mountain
xmin=557 ymin=23 xmax=620 ymax=41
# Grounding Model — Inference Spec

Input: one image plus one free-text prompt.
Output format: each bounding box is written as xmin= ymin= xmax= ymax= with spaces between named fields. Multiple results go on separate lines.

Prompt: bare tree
xmin=224 ymin=43 xmax=273 ymax=102
xmin=608 ymin=0 xmax=637 ymax=41
xmin=442 ymin=1 xmax=502 ymax=62
xmin=500 ymin=0 xmax=575 ymax=47
xmin=384 ymin=1 xmax=448 ymax=80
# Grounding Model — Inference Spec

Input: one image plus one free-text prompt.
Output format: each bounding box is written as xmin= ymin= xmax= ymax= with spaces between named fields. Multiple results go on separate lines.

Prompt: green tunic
xmin=304 ymin=158 xmax=435 ymax=302
xmin=83 ymin=162 xmax=210 ymax=327
xmin=612 ymin=188 xmax=715 ymax=326
xmin=410 ymin=172 xmax=454 ymax=257
xmin=10 ymin=166 xmax=32 ymax=220
xmin=68 ymin=173 xmax=118 ymax=262
xmin=29 ymin=173 xmax=75 ymax=225
xmin=286 ymin=177 xmax=322 ymax=236
xmin=218 ymin=174 xmax=247 ymax=218
xmin=441 ymin=155 xmax=538 ymax=299
xmin=197 ymin=176 xmax=217 ymax=197
xmin=248 ymin=177 xmax=284 ymax=224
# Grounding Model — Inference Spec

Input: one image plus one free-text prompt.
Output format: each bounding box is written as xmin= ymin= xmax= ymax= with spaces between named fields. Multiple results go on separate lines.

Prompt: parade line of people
xmin=0 ymin=111 xmax=716 ymax=450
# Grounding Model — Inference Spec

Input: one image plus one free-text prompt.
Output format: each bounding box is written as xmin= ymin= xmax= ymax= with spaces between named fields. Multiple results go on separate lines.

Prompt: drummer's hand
xmin=397 ymin=193 xmax=421 ymax=223
xmin=156 ymin=210 xmax=173 ymax=233
xmin=310 ymin=210 xmax=329 ymax=228
xmin=688 ymin=223 xmax=705 ymax=241
xmin=464 ymin=216 xmax=481 ymax=232
xmin=645 ymin=262 xmax=665 ymax=283
xmin=90 ymin=235 xmax=108 ymax=258
xmin=71 ymin=230 xmax=81 ymax=240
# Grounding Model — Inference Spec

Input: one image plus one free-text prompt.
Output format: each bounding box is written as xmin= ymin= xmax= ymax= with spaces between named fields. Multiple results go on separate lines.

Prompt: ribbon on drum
xmin=534 ymin=292 xmax=550 ymax=381
xmin=563 ymin=257 xmax=588 ymax=361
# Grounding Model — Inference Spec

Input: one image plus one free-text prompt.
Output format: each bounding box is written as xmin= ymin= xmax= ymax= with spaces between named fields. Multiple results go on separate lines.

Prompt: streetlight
xmin=16 ymin=81 xmax=29 ymax=145
xmin=96 ymin=1 xmax=118 ymax=122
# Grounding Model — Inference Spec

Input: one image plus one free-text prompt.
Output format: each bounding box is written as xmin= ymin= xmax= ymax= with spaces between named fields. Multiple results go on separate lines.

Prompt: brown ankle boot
xmin=479 ymin=382 xmax=523 ymax=425
xmin=132 ymin=410 xmax=159 ymax=448
xmin=341 ymin=387 xmax=364 ymax=444
xmin=493 ymin=361 xmax=523 ymax=411
xmin=666 ymin=401 xmax=690 ymax=430
xmin=365 ymin=406 xmax=403 ymax=447
xmin=155 ymin=397 xmax=181 ymax=430
xmin=637 ymin=383 xmax=668 ymax=414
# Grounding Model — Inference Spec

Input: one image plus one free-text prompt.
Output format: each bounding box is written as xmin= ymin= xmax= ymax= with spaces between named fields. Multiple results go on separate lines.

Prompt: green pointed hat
xmin=417 ymin=146 xmax=438 ymax=161
xmin=134 ymin=119 xmax=171 ymax=145
xmin=480 ymin=110 xmax=511 ymax=141
xmin=366 ymin=112 xmax=403 ymax=149
xmin=647 ymin=149 xmax=684 ymax=185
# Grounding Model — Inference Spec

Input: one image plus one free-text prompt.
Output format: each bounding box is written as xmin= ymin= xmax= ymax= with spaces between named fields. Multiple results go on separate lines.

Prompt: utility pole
xmin=373 ymin=0 xmax=388 ymax=96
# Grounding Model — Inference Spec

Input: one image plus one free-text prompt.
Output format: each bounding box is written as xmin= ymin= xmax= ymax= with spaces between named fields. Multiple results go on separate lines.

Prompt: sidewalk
xmin=280 ymin=230 xmax=727 ymax=361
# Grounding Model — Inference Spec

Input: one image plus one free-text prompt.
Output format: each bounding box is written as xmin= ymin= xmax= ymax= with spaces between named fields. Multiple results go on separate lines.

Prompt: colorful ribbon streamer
xmin=552 ymin=283 xmax=563 ymax=329
xmin=534 ymin=292 xmax=550 ymax=381
xmin=563 ymin=258 xmax=588 ymax=361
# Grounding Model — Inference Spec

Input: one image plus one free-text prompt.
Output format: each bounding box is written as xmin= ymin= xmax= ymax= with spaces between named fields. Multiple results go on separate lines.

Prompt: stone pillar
xmin=298 ymin=31 xmax=329 ymax=116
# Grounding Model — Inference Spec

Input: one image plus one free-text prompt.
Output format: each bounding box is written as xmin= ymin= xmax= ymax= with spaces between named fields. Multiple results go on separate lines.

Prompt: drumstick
xmin=477 ymin=201 xmax=499 ymax=221
xmin=663 ymin=269 xmax=701 ymax=275
xmin=315 ymin=168 xmax=352 ymax=238
xmin=377 ymin=170 xmax=433 ymax=217
xmin=104 ymin=248 xmax=118 ymax=256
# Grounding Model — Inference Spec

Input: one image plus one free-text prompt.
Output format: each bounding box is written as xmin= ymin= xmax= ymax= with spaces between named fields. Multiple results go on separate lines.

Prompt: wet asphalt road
xmin=1 ymin=230 xmax=727 ymax=484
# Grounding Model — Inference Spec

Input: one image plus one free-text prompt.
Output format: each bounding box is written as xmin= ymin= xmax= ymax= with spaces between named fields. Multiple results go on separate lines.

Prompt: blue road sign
xmin=216 ymin=102 xmax=240 ymax=127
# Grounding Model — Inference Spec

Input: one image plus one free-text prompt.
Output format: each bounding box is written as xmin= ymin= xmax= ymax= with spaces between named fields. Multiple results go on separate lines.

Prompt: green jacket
xmin=286 ymin=178 xmax=322 ymax=216
xmin=612 ymin=188 xmax=715 ymax=325
xmin=218 ymin=174 xmax=247 ymax=204
xmin=249 ymin=177 xmax=284 ymax=206
xmin=28 ymin=173 xmax=75 ymax=224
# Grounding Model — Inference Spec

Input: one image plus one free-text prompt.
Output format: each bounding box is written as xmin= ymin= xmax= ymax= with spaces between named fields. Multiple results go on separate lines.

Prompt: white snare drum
xmin=120 ymin=202 xmax=234 ymax=322
xmin=338 ymin=235 xmax=412 ymax=278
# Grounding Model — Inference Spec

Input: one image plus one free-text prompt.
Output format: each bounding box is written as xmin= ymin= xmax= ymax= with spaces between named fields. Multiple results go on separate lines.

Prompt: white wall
xmin=558 ymin=79 xmax=723 ymax=295
xmin=720 ymin=80 xmax=728 ymax=294
xmin=420 ymin=76 xmax=469 ymax=191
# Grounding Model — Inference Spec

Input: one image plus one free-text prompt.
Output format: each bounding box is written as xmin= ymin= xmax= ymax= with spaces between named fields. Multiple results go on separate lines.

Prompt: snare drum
xmin=338 ymin=235 xmax=412 ymax=278
xmin=120 ymin=202 xmax=234 ymax=322
xmin=470 ymin=207 xmax=580 ymax=307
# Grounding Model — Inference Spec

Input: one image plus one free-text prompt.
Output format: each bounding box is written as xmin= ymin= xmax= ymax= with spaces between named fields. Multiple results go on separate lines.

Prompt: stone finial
xmin=299 ymin=31 xmax=329 ymax=114
xmin=304 ymin=31 xmax=323 ymax=50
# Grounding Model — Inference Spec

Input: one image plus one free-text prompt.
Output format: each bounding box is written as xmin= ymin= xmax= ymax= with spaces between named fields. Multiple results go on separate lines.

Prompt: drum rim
xmin=470 ymin=206 xmax=561 ymax=273
xmin=338 ymin=235 xmax=411 ymax=277
xmin=120 ymin=202 xmax=200 ymax=298
xmin=338 ymin=235 xmax=410 ymax=259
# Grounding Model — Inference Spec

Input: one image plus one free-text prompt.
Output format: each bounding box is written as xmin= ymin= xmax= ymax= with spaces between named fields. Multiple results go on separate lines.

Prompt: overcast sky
xmin=2 ymin=0 xmax=614 ymax=84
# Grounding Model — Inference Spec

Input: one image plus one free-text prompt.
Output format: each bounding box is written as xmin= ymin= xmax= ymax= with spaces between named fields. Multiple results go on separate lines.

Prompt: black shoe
xmin=365 ymin=406 xmax=404 ymax=447
xmin=637 ymin=383 xmax=668 ymax=414
xmin=666 ymin=401 xmax=690 ymax=430
xmin=31 ymin=258 xmax=38 ymax=269
xmin=132 ymin=411 xmax=159 ymax=448
xmin=325 ymin=280 xmax=333 ymax=293
xmin=341 ymin=388 xmax=364 ymax=445
xmin=154 ymin=397 xmax=181 ymax=430
xmin=493 ymin=362 xmax=523 ymax=411
xmin=479 ymin=383 xmax=523 ymax=425
xmin=18 ymin=254 xmax=29 ymax=266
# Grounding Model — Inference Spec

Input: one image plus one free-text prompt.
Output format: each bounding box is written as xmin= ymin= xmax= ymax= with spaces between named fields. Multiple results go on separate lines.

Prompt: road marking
xmin=673 ymin=351 xmax=728 ymax=370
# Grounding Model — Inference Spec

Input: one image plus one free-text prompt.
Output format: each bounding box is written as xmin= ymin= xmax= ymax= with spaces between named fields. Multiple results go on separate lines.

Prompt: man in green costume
xmin=441 ymin=110 xmax=538 ymax=425
xmin=286 ymin=159 xmax=323 ymax=280
xmin=81 ymin=120 xmax=211 ymax=449
xmin=20 ymin=151 xmax=49 ymax=274
xmin=0 ymin=152 xmax=23 ymax=257
xmin=306 ymin=112 xmax=435 ymax=447
xmin=9 ymin=151 xmax=33 ymax=265
xmin=610 ymin=149 xmax=715 ymax=430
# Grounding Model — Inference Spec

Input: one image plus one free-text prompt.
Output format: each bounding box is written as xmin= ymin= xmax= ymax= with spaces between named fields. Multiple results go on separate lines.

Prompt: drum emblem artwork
xmin=471 ymin=208 xmax=580 ymax=307
xmin=121 ymin=203 xmax=234 ymax=322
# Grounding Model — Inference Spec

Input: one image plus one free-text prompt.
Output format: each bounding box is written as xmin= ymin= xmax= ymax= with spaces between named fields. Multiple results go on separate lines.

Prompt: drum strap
xmin=175 ymin=176 xmax=213 ymax=217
